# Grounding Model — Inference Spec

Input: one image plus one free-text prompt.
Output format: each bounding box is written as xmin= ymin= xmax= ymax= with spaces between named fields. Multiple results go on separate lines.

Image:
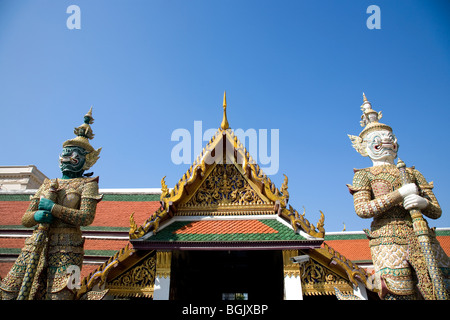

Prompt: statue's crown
xmin=358 ymin=93 xmax=392 ymax=138
xmin=348 ymin=93 xmax=393 ymax=157
xmin=63 ymin=106 xmax=96 ymax=152
xmin=62 ymin=106 xmax=101 ymax=170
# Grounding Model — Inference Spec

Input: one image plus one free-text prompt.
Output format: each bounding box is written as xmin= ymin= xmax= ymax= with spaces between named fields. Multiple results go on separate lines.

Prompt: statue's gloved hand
xmin=398 ymin=183 xmax=418 ymax=198
xmin=403 ymin=194 xmax=429 ymax=210
xmin=34 ymin=210 xmax=54 ymax=224
xmin=38 ymin=198 xmax=55 ymax=212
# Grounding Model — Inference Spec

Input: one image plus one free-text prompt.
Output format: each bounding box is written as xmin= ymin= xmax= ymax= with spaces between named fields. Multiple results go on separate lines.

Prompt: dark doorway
xmin=170 ymin=250 xmax=283 ymax=300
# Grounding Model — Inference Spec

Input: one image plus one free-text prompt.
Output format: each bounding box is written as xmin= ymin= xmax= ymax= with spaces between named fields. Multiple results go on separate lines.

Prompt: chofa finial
xmin=220 ymin=91 xmax=229 ymax=130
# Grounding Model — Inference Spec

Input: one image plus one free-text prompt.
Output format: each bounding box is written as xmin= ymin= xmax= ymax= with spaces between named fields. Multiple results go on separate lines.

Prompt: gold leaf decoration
xmin=183 ymin=164 xmax=267 ymax=207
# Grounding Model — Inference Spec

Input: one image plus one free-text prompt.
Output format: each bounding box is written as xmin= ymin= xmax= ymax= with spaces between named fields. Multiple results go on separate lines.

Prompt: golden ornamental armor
xmin=346 ymin=94 xmax=449 ymax=300
xmin=0 ymin=108 xmax=103 ymax=300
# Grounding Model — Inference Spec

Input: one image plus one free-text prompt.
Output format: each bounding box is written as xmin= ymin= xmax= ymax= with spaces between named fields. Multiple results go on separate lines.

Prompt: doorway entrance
xmin=169 ymin=250 xmax=283 ymax=300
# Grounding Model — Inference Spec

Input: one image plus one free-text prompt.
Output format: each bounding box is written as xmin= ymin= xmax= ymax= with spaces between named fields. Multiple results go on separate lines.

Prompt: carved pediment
xmin=105 ymin=252 xmax=157 ymax=298
xmin=182 ymin=164 xmax=269 ymax=207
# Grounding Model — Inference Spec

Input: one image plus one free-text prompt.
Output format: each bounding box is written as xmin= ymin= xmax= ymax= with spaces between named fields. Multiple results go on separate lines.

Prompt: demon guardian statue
xmin=0 ymin=108 xmax=102 ymax=300
xmin=346 ymin=94 xmax=449 ymax=300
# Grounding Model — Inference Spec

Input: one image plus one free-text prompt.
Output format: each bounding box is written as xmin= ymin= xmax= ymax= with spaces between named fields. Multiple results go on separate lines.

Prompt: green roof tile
xmin=147 ymin=219 xmax=307 ymax=242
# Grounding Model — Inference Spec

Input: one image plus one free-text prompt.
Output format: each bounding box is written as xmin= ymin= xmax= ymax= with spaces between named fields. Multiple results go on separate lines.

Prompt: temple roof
xmin=131 ymin=217 xmax=323 ymax=251
xmin=129 ymin=93 xmax=324 ymax=241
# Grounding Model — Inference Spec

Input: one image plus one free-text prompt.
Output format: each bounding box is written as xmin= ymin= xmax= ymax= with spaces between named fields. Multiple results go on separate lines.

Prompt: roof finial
xmin=221 ymin=91 xmax=229 ymax=130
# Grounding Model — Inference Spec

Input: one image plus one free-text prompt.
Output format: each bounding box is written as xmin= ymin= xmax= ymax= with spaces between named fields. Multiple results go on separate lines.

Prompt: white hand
xmin=398 ymin=183 xmax=418 ymax=198
xmin=403 ymin=194 xmax=428 ymax=210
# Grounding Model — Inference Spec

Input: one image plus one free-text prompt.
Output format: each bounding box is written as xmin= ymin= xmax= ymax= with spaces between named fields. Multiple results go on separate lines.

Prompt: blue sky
xmin=1 ymin=0 xmax=449 ymax=232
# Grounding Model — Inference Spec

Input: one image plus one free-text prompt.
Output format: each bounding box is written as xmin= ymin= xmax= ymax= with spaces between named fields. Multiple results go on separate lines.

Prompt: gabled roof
xmin=129 ymin=93 xmax=325 ymax=242
xmin=131 ymin=216 xmax=323 ymax=251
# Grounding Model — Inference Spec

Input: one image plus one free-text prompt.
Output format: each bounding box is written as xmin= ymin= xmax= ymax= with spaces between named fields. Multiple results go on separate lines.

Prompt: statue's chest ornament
xmin=56 ymin=182 xmax=83 ymax=209
xmin=367 ymin=166 xmax=405 ymax=198
xmin=371 ymin=179 xmax=392 ymax=198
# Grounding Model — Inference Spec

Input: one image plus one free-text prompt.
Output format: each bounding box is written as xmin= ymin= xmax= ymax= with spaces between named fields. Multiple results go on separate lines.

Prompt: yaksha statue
xmin=347 ymin=94 xmax=449 ymax=300
xmin=0 ymin=108 xmax=102 ymax=300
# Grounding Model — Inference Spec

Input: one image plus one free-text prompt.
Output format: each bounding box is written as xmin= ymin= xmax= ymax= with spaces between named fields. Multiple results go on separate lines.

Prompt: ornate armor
xmin=348 ymin=164 xmax=448 ymax=299
xmin=1 ymin=177 xmax=102 ymax=299
xmin=347 ymin=94 xmax=449 ymax=299
xmin=0 ymin=108 xmax=102 ymax=300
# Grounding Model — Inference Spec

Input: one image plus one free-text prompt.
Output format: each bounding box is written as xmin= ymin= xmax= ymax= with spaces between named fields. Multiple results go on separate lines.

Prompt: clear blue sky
xmin=1 ymin=0 xmax=449 ymax=232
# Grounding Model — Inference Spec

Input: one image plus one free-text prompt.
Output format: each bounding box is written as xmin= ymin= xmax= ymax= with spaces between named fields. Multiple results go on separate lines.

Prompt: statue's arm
xmin=21 ymin=180 xmax=49 ymax=228
xmin=51 ymin=197 xmax=98 ymax=226
xmin=351 ymin=189 xmax=403 ymax=219
xmin=347 ymin=170 xmax=403 ymax=219
xmin=50 ymin=179 xmax=102 ymax=227
xmin=21 ymin=198 xmax=40 ymax=228
xmin=413 ymin=169 xmax=442 ymax=219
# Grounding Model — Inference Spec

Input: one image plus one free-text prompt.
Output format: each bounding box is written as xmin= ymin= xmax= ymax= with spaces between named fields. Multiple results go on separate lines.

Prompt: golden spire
xmin=362 ymin=92 xmax=368 ymax=103
xmin=220 ymin=91 xmax=229 ymax=130
xmin=84 ymin=106 xmax=94 ymax=124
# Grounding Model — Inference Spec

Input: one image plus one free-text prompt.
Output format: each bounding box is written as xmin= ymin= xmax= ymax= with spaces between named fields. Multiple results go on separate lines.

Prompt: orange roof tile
xmin=0 ymin=238 xmax=26 ymax=249
xmin=0 ymin=262 xmax=14 ymax=278
xmin=322 ymin=239 xmax=372 ymax=262
xmin=0 ymin=200 xmax=159 ymax=229
xmin=83 ymin=239 xmax=130 ymax=251
xmin=173 ymin=220 xmax=278 ymax=235
xmin=436 ymin=236 xmax=450 ymax=256
xmin=0 ymin=201 xmax=30 ymax=225
xmin=92 ymin=201 xmax=159 ymax=228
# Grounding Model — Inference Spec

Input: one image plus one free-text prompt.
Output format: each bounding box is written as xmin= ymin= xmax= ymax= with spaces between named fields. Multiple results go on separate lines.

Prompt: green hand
xmin=39 ymin=198 xmax=55 ymax=212
xmin=34 ymin=210 xmax=54 ymax=224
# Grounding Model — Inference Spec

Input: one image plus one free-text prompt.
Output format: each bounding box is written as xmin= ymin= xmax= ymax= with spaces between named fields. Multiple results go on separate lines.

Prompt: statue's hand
xmin=39 ymin=198 xmax=55 ymax=212
xmin=398 ymin=183 xmax=418 ymax=198
xmin=34 ymin=210 xmax=54 ymax=224
xmin=403 ymin=194 xmax=429 ymax=211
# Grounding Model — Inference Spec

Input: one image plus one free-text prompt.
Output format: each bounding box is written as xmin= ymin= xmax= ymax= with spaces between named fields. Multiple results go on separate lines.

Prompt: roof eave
xmin=129 ymin=239 xmax=324 ymax=251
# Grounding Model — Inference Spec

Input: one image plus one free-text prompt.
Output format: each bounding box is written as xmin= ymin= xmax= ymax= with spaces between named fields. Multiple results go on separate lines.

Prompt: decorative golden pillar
xmin=282 ymin=250 xmax=303 ymax=300
xmin=154 ymin=250 xmax=172 ymax=300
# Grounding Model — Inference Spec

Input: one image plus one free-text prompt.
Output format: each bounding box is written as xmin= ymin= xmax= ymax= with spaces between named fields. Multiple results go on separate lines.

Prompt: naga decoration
xmin=0 ymin=107 xmax=102 ymax=300
xmin=346 ymin=94 xmax=449 ymax=300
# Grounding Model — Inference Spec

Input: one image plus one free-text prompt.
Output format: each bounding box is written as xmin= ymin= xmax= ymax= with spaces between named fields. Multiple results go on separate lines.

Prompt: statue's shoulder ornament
xmin=81 ymin=176 xmax=103 ymax=202
xmin=54 ymin=177 xmax=102 ymax=203
xmin=347 ymin=168 xmax=372 ymax=195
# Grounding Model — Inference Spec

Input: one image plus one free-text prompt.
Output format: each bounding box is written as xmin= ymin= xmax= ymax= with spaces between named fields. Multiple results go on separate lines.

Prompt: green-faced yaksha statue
xmin=0 ymin=108 xmax=102 ymax=300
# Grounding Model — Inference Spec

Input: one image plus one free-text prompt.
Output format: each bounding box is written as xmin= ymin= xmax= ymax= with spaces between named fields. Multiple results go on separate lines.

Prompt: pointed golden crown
xmin=63 ymin=107 xmax=102 ymax=170
xmin=358 ymin=93 xmax=392 ymax=138
xmin=348 ymin=93 xmax=392 ymax=156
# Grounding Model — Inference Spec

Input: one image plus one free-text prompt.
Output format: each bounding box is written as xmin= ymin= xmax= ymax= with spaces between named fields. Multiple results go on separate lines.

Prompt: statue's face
xmin=59 ymin=146 xmax=87 ymax=175
xmin=364 ymin=130 xmax=398 ymax=163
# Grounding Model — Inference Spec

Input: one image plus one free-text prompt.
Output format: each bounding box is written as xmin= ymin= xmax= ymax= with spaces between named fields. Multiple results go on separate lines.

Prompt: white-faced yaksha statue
xmin=0 ymin=108 xmax=102 ymax=300
xmin=347 ymin=94 xmax=449 ymax=300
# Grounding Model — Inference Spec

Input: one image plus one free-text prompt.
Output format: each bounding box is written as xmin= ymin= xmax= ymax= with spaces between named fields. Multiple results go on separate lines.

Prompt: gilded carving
xmin=300 ymin=257 xmax=353 ymax=296
xmin=282 ymin=250 xmax=300 ymax=277
xmin=183 ymin=164 xmax=267 ymax=207
xmin=106 ymin=254 xmax=157 ymax=298
xmin=283 ymin=206 xmax=325 ymax=238
xmin=156 ymin=251 xmax=172 ymax=279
